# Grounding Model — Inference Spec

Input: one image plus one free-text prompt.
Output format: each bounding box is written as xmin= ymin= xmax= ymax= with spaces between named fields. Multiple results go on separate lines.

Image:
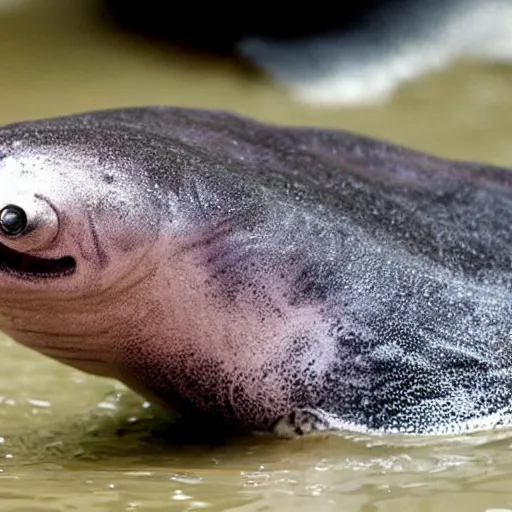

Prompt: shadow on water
xmin=2 ymin=375 xmax=512 ymax=509
xmin=6 ymin=387 xmax=512 ymax=466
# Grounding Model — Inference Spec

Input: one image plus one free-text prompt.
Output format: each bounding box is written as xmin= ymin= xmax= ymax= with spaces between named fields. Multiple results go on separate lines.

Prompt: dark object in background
xmin=100 ymin=0 xmax=512 ymax=104
xmin=100 ymin=0 xmax=398 ymax=53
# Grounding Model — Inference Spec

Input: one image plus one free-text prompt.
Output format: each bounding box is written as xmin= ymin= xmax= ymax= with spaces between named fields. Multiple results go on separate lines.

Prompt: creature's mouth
xmin=0 ymin=242 xmax=76 ymax=278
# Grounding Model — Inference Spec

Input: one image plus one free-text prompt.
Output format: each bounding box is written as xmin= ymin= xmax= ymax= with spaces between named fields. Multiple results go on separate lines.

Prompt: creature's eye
xmin=0 ymin=204 xmax=28 ymax=237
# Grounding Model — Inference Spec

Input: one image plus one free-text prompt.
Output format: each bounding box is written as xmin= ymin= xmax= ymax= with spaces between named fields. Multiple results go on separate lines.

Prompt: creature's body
xmin=0 ymin=107 xmax=511 ymax=436
xmin=102 ymin=0 xmax=512 ymax=104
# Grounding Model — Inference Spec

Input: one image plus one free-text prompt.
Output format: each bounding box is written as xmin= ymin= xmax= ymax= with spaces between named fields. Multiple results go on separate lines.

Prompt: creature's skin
xmin=0 ymin=107 xmax=511 ymax=437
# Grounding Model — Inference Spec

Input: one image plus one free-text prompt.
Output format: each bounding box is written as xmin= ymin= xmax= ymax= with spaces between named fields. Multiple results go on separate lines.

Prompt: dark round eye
xmin=0 ymin=204 xmax=28 ymax=236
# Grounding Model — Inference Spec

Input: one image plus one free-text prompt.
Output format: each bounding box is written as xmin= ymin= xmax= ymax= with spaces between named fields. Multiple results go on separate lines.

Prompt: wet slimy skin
xmin=0 ymin=107 xmax=510 ymax=436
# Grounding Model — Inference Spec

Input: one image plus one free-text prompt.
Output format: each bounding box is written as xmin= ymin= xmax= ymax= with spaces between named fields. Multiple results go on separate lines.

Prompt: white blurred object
xmin=239 ymin=0 xmax=512 ymax=105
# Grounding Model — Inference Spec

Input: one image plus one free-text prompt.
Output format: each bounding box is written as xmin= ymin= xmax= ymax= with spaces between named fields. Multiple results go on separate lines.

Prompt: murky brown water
xmin=1 ymin=1 xmax=512 ymax=511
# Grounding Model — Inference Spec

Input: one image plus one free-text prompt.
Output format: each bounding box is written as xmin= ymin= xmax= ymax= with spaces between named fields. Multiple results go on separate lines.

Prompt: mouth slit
xmin=0 ymin=242 xmax=76 ymax=278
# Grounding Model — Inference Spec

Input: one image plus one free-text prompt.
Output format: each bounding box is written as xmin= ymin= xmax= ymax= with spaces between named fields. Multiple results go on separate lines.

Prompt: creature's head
xmin=0 ymin=116 xmax=167 ymax=301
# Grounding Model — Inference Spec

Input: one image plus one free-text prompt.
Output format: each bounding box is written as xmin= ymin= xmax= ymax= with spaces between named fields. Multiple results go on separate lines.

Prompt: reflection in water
xmin=0 ymin=1 xmax=512 ymax=511
xmin=3 ymin=383 xmax=512 ymax=511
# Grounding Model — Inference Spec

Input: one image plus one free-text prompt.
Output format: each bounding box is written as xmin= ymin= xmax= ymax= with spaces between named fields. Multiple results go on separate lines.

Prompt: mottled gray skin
xmin=0 ymin=107 xmax=511 ymax=436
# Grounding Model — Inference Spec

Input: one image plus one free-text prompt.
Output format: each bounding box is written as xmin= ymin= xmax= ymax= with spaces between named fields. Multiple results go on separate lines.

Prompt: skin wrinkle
xmin=3 ymin=276 xmax=161 ymax=378
xmin=1 ymin=263 xmax=156 ymax=307
xmin=86 ymin=209 xmax=109 ymax=268
xmin=29 ymin=193 xmax=63 ymax=252
xmin=0 ymin=107 xmax=511 ymax=436
xmin=8 ymin=327 xmax=111 ymax=338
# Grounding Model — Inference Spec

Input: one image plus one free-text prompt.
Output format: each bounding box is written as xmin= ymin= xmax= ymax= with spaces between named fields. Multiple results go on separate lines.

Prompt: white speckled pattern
xmin=0 ymin=107 xmax=511 ymax=436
